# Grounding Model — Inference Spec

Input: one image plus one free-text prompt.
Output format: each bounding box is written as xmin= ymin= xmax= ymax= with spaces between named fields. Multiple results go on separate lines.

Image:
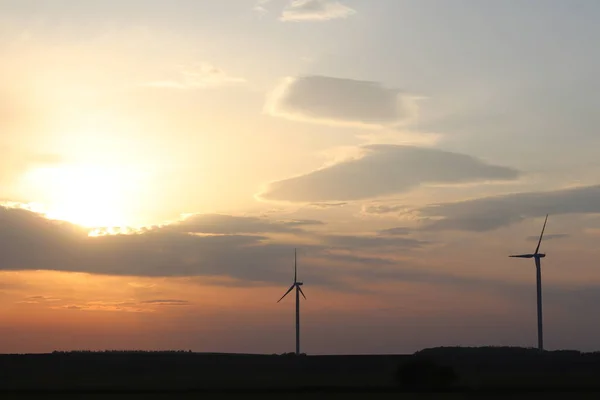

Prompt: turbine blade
xmin=298 ymin=286 xmax=306 ymax=300
xmin=294 ymin=248 xmax=297 ymax=284
xmin=534 ymin=214 xmax=549 ymax=255
xmin=510 ymin=254 xmax=533 ymax=258
xmin=277 ymin=285 xmax=295 ymax=303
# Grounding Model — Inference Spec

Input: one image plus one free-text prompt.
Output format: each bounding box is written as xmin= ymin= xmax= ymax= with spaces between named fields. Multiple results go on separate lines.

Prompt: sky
xmin=1 ymin=0 xmax=600 ymax=355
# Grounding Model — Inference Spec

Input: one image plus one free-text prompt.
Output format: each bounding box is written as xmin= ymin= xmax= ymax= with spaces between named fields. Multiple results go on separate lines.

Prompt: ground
xmin=1 ymin=347 xmax=600 ymax=393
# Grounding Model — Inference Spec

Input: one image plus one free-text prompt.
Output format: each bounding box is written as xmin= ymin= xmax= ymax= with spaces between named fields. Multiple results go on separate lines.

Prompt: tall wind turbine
xmin=277 ymin=248 xmax=306 ymax=355
xmin=509 ymin=214 xmax=549 ymax=351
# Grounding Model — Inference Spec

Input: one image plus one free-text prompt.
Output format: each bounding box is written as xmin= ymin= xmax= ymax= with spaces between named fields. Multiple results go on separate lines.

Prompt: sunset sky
xmin=1 ymin=0 xmax=600 ymax=355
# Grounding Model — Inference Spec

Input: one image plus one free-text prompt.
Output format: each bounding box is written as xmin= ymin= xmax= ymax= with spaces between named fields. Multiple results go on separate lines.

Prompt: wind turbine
xmin=277 ymin=248 xmax=306 ymax=355
xmin=509 ymin=214 xmax=549 ymax=351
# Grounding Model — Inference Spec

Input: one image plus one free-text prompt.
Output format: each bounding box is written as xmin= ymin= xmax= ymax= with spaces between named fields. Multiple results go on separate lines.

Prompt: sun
xmin=22 ymin=164 xmax=141 ymax=228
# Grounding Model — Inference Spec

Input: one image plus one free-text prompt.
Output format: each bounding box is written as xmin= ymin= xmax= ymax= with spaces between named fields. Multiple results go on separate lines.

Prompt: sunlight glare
xmin=22 ymin=164 xmax=144 ymax=228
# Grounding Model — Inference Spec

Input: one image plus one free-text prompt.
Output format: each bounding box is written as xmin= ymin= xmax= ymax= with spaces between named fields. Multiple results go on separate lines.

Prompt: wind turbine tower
xmin=509 ymin=214 xmax=549 ymax=351
xmin=277 ymin=248 xmax=306 ymax=355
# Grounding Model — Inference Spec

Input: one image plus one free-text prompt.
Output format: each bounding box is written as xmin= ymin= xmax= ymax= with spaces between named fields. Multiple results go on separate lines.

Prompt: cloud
xmin=4 ymin=205 xmax=594 ymax=297
xmin=265 ymin=75 xmax=419 ymax=128
xmin=362 ymin=204 xmax=408 ymax=215
xmin=526 ymin=233 xmax=569 ymax=242
xmin=158 ymin=213 xmax=324 ymax=234
xmin=139 ymin=299 xmax=191 ymax=306
xmin=20 ymin=292 xmax=190 ymax=312
xmin=322 ymin=234 xmax=427 ymax=250
xmin=127 ymin=282 xmax=157 ymax=289
xmin=143 ymin=63 xmax=245 ymax=90
xmin=318 ymin=252 xmax=397 ymax=267
xmin=308 ymin=202 xmax=348 ymax=209
xmin=254 ymin=0 xmax=272 ymax=15
xmin=18 ymin=295 xmax=62 ymax=304
xmin=378 ymin=227 xmax=412 ymax=236
xmin=0 ymin=204 xmax=473 ymax=294
xmin=53 ymin=301 xmax=150 ymax=313
xmin=257 ymin=145 xmax=520 ymax=203
xmin=355 ymin=129 xmax=442 ymax=148
xmin=281 ymin=0 xmax=356 ymax=21
xmin=0 ymin=205 xmax=371 ymax=287
xmin=0 ymin=282 xmax=23 ymax=292
xmin=415 ymin=184 xmax=600 ymax=232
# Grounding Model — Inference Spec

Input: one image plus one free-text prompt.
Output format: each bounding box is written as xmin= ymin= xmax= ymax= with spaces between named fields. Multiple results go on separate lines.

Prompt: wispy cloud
xmin=53 ymin=301 xmax=151 ymax=313
xmin=254 ymin=0 xmax=272 ymax=15
xmin=18 ymin=295 xmax=62 ymax=304
xmin=378 ymin=227 xmax=412 ymax=236
xmin=156 ymin=213 xmax=324 ymax=234
xmin=361 ymin=203 xmax=424 ymax=221
xmin=526 ymin=233 xmax=569 ymax=242
xmin=281 ymin=0 xmax=356 ymax=22
xmin=308 ymin=202 xmax=348 ymax=209
xmin=322 ymin=234 xmax=428 ymax=250
xmin=362 ymin=203 xmax=408 ymax=215
xmin=127 ymin=282 xmax=157 ymax=289
xmin=143 ymin=63 xmax=245 ymax=90
xmin=140 ymin=299 xmax=191 ymax=306
xmin=49 ymin=298 xmax=190 ymax=313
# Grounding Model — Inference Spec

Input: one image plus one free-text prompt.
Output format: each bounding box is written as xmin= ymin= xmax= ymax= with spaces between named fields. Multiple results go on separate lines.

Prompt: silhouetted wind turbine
xmin=277 ymin=248 xmax=306 ymax=355
xmin=509 ymin=214 xmax=549 ymax=351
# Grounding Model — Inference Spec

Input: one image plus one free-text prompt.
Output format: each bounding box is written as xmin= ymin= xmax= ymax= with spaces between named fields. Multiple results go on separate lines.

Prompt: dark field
xmin=2 ymin=347 xmax=600 ymax=394
xmin=3 ymin=395 xmax=600 ymax=400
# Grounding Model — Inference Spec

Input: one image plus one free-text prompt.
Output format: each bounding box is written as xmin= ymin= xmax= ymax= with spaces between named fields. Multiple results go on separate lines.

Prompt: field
xmin=154 ymin=396 xmax=589 ymax=399
xmin=1 ymin=347 xmax=600 ymax=394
